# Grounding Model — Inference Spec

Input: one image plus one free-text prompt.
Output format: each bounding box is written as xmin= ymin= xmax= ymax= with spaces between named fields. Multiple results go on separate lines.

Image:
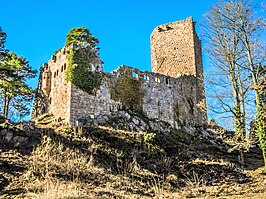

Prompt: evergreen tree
xmin=0 ymin=52 xmax=37 ymax=120
xmin=66 ymin=27 xmax=99 ymax=47
xmin=0 ymin=27 xmax=7 ymax=56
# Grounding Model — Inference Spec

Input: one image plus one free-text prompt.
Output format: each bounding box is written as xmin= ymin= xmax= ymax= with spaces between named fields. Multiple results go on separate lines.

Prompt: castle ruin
xmin=33 ymin=17 xmax=207 ymax=127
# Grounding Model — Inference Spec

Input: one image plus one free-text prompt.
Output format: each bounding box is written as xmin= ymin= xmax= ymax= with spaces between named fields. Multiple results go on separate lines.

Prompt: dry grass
xmin=21 ymin=135 xmax=99 ymax=198
xmin=192 ymin=158 xmax=232 ymax=166
xmin=10 ymin=132 xmax=266 ymax=199
xmin=26 ymin=179 xmax=86 ymax=199
xmin=19 ymin=133 xmax=161 ymax=198
xmin=2 ymin=118 xmax=266 ymax=199
xmin=28 ymin=136 xmax=90 ymax=178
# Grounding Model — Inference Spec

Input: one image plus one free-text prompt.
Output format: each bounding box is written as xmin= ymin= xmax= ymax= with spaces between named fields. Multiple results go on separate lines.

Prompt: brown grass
xmin=1 ymin=118 xmax=266 ymax=199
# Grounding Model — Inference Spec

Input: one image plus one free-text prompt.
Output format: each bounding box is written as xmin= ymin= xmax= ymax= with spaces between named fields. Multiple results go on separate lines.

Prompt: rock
xmin=19 ymin=136 xmax=28 ymax=143
xmin=132 ymin=118 xmax=139 ymax=126
xmin=201 ymin=129 xmax=210 ymax=138
xmin=124 ymin=112 xmax=131 ymax=120
xmin=12 ymin=136 xmax=20 ymax=143
xmin=209 ymin=139 xmax=218 ymax=147
xmin=5 ymin=131 xmax=13 ymax=142
xmin=183 ymin=126 xmax=196 ymax=136
xmin=150 ymin=121 xmax=163 ymax=132
xmin=0 ymin=129 xmax=7 ymax=135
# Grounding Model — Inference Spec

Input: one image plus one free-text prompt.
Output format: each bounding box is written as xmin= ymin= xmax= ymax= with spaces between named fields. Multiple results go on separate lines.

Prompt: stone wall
xmin=112 ymin=66 xmax=199 ymax=127
xmin=33 ymin=57 xmax=206 ymax=127
xmin=193 ymin=29 xmax=207 ymax=124
xmin=69 ymin=83 xmax=121 ymax=125
xmin=46 ymin=47 xmax=72 ymax=124
xmin=33 ymin=17 xmax=207 ymax=127
xmin=32 ymin=47 xmax=72 ymax=124
xmin=60 ymin=64 xmax=203 ymax=127
xmin=151 ymin=17 xmax=196 ymax=77
xmin=32 ymin=72 xmax=48 ymax=118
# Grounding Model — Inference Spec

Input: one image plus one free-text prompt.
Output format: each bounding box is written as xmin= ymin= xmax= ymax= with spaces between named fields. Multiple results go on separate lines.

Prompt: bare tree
xmin=202 ymin=0 xmax=266 ymax=166
xmin=231 ymin=0 xmax=266 ymax=165
xmin=202 ymin=0 xmax=250 ymax=138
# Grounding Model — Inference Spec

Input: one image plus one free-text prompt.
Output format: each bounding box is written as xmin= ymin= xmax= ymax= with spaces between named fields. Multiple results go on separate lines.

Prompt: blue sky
xmin=1 ymin=0 xmax=217 ymax=89
xmin=1 ymin=0 xmax=264 ymax=124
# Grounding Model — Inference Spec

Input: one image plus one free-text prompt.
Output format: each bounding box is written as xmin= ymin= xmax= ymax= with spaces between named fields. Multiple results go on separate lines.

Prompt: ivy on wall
xmin=64 ymin=27 xmax=102 ymax=95
xmin=66 ymin=48 xmax=102 ymax=95
xmin=110 ymin=74 xmax=143 ymax=113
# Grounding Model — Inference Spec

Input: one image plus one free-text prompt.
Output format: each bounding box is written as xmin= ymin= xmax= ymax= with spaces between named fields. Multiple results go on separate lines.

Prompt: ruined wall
xmin=63 ymin=64 xmax=202 ymax=127
xmin=114 ymin=66 xmax=199 ymax=127
xmin=32 ymin=71 xmax=48 ymax=118
xmin=33 ymin=62 xmax=205 ymax=127
xmin=33 ymin=17 xmax=207 ymax=127
xmin=35 ymin=47 xmax=72 ymax=124
xmin=69 ymin=82 xmax=121 ymax=125
xmin=193 ymin=30 xmax=207 ymax=124
xmin=47 ymin=48 xmax=72 ymax=124
xmin=33 ymin=44 xmax=104 ymax=125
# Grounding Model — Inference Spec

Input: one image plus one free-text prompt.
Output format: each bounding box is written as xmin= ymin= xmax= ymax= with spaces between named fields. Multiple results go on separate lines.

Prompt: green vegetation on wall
xmin=65 ymin=27 xmax=102 ymax=95
xmin=110 ymin=74 xmax=143 ymax=113
xmin=66 ymin=48 xmax=102 ymax=95
xmin=66 ymin=27 xmax=99 ymax=48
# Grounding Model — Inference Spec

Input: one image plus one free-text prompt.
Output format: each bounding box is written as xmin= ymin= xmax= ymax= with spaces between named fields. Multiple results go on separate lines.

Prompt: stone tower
xmin=150 ymin=16 xmax=203 ymax=77
xmin=151 ymin=17 xmax=207 ymax=124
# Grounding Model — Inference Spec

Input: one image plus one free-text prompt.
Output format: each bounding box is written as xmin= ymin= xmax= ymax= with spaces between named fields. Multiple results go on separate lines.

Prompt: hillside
xmin=0 ymin=113 xmax=266 ymax=199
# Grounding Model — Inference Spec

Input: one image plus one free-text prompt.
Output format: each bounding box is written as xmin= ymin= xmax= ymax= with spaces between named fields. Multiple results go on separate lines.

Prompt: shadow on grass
xmin=0 ymin=122 xmax=263 ymax=198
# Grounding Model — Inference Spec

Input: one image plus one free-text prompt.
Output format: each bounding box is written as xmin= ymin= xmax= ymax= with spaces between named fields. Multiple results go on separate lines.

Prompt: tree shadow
xmin=0 ymin=122 xmax=264 ymax=198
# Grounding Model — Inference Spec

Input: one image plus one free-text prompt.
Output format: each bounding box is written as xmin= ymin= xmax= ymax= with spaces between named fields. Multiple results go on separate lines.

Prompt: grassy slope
xmin=0 ymin=114 xmax=266 ymax=198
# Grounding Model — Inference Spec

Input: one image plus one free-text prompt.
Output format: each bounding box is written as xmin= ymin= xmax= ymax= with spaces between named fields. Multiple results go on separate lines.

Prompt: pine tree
xmin=0 ymin=52 xmax=37 ymax=120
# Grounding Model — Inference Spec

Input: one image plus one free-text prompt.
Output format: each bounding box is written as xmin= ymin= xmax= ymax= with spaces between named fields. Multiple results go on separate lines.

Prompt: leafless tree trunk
xmin=202 ymin=0 xmax=266 ymax=166
xmin=202 ymin=0 xmax=248 ymax=138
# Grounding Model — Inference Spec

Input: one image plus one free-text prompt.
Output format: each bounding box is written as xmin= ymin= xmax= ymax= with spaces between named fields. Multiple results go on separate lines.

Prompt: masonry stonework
xmin=151 ymin=17 xmax=199 ymax=77
xmin=32 ymin=17 xmax=207 ymax=127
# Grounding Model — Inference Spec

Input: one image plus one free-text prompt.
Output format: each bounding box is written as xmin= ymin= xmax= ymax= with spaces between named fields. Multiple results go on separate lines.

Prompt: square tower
xmin=150 ymin=16 xmax=203 ymax=77
xmin=151 ymin=17 xmax=207 ymax=125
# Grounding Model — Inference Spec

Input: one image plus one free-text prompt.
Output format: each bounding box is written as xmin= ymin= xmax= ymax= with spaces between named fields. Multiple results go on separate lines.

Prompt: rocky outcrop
xmin=76 ymin=110 xmax=173 ymax=134
xmin=0 ymin=121 xmax=39 ymax=149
